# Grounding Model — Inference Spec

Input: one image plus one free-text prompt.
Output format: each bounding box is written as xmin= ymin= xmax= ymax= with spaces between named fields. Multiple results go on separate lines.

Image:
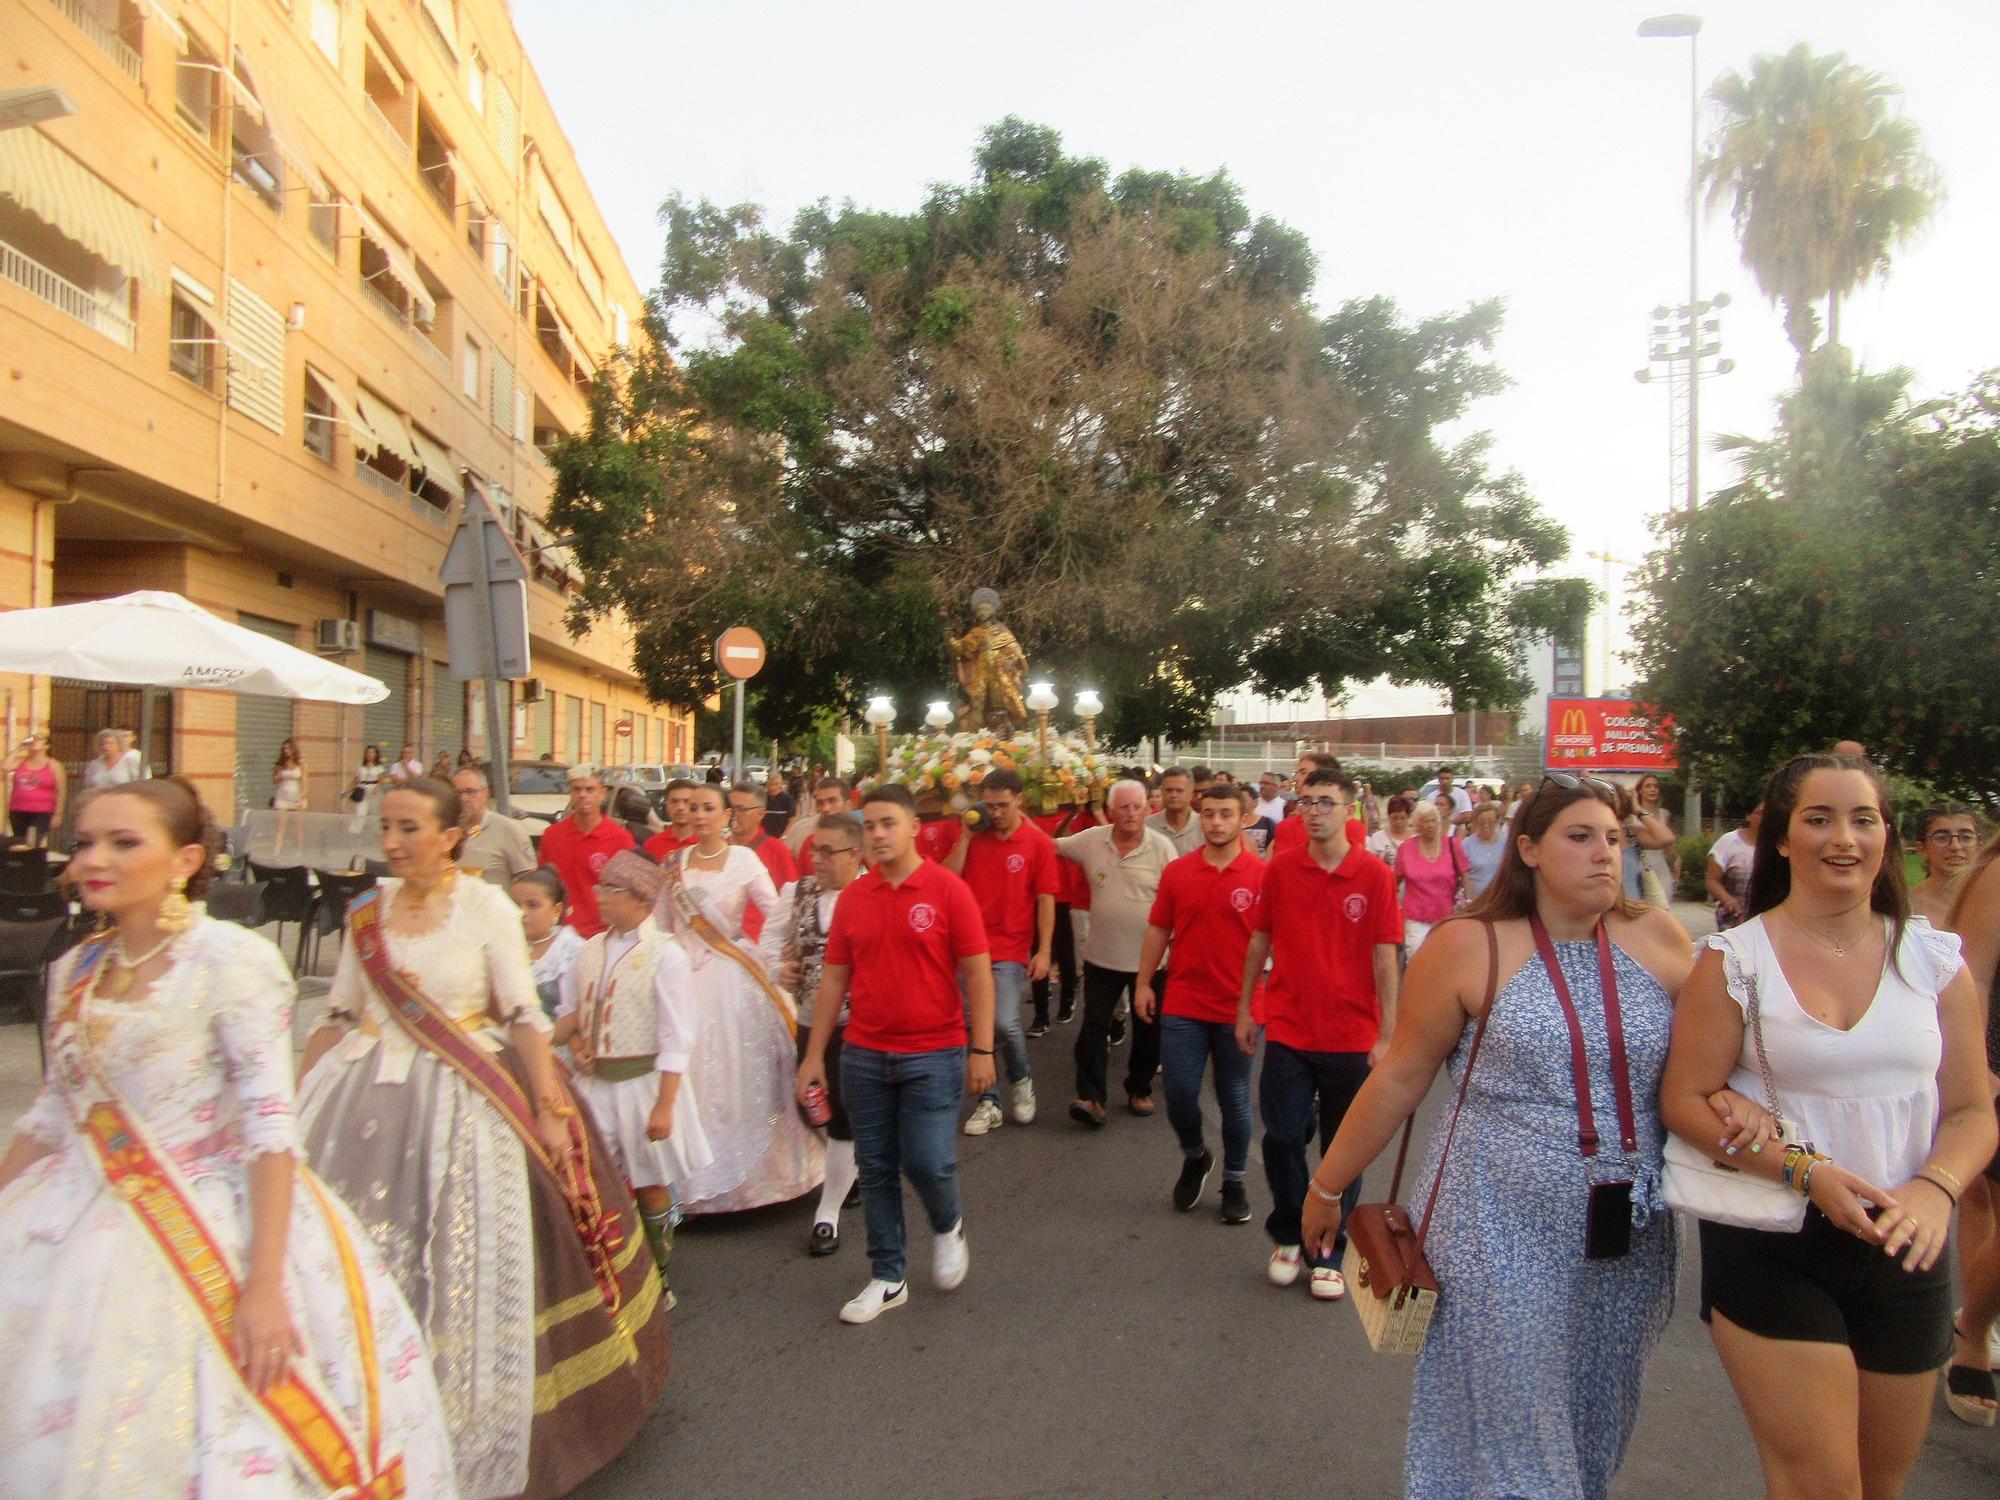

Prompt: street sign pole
xmin=733 ymin=678 xmax=746 ymax=787
xmin=714 ymin=627 xmax=767 ymax=788
xmin=470 ymin=505 xmax=514 ymax=816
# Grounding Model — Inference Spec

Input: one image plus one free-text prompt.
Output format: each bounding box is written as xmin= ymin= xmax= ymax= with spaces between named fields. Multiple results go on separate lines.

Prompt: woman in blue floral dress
xmin=1303 ymin=778 xmax=1772 ymax=1499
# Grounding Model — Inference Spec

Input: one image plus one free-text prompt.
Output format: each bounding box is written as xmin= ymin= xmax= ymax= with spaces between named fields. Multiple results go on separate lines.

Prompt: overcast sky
xmin=515 ymin=1 xmax=1997 ymax=707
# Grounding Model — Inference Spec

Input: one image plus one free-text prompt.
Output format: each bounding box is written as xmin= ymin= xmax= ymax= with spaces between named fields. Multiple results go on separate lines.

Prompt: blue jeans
xmin=1160 ymin=1014 xmax=1254 ymax=1180
xmin=1259 ymin=1040 xmax=1370 ymax=1265
xmin=841 ymin=1043 xmax=966 ymax=1283
xmin=979 ymin=960 xmax=1032 ymax=1106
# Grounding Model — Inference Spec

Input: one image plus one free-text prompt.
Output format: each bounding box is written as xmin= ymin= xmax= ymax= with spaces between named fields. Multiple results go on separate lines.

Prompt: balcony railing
xmin=0 ymin=238 xmax=135 ymax=349
xmin=359 ymin=274 xmax=410 ymax=328
xmin=366 ymin=96 xmax=411 ymax=158
xmin=410 ymin=324 xmax=453 ymax=382
xmin=48 ymin=0 xmax=142 ymax=82
xmin=354 ymin=454 xmax=451 ymax=527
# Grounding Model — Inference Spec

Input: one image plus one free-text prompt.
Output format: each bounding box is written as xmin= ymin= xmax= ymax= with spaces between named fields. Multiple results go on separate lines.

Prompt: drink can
xmin=802 ymin=1082 xmax=832 ymax=1127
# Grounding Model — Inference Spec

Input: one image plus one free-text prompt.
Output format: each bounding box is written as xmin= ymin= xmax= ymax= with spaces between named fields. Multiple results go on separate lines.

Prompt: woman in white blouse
xmin=1662 ymin=754 xmax=1996 ymax=1496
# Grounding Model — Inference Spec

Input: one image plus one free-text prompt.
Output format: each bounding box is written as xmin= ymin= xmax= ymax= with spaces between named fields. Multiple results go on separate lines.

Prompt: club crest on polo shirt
xmin=908 ymin=902 xmax=939 ymax=933
xmin=1005 ymin=852 xmax=1026 ymax=875
xmin=1230 ymin=885 xmax=1255 ymax=913
xmin=1343 ymin=893 xmax=1369 ymax=922
xmin=589 ymin=851 xmax=611 ymax=876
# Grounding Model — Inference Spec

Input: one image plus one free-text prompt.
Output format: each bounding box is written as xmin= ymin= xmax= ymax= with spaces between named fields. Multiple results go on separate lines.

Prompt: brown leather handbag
xmin=1343 ymin=921 xmax=1499 ymax=1354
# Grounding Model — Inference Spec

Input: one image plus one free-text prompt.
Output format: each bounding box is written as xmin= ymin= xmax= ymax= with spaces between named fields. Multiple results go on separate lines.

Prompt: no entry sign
xmin=715 ymin=627 xmax=766 ymax=681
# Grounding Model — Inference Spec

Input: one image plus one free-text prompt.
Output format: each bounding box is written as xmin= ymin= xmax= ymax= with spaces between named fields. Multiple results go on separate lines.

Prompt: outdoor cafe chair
xmin=205 ymin=880 xmax=270 ymax=930
xmin=302 ymin=868 xmax=377 ymax=974
xmin=247 ymin=861 xmax=315 ymax=965
xmin=0 ymin=846 xmax=51 ymax=894
xmin=0 ymin=891 xmax=79 ymax=1065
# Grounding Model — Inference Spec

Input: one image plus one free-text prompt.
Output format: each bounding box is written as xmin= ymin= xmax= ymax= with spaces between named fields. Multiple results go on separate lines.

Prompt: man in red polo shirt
xmin=797 ymin=784 xmax=995 ymax=1326
xmin=642 ymin=778 xmax=700 ymax=861
xmin=1238 ymin=768 xmax=1400 ymax=1302
xmin=944 ymin=768 xmax=1056 ymax=1135
xmin=538 ymin=767 xmax=636 ymax=937
xmin=1270 ymin=751 xmax=1367 ymax=856
xmin=728 ymin=782 xmax=797 ymax=943
xmin=1135 ymin=781 xmax=1264 ymax=1224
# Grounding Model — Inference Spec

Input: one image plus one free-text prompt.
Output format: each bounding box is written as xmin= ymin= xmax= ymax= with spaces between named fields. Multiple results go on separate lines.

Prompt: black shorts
xmin=1699 ymin=1209 xmax=1952 ymax=1375
xmin=796 ymin=1023 xmax=852 ymax=1142
xmin=9 ymin=810 xmax=51 ymax=843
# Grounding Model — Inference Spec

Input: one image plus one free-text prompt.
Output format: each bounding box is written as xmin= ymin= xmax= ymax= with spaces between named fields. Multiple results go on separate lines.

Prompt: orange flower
xmin=942 ymin=772 xmax=961 ymax=789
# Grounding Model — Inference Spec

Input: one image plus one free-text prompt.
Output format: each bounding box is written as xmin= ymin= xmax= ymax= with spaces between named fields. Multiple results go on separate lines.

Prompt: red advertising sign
xmin=1545 ymin=696 xmax=1678 ymax=772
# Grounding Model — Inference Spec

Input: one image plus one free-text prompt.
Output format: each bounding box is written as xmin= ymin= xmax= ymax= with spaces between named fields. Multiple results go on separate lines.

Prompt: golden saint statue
xmin=951 ymin=588 xmax=1028 ymax=733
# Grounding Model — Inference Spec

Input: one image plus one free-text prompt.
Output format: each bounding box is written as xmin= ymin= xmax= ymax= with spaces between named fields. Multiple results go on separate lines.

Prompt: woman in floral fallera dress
xmin=0 ymin=778 xmax=455 ymax=1498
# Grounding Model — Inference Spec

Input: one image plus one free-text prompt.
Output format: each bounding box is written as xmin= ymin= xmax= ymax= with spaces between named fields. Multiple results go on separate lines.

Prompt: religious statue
xmin=950 ymin=588 xmax=1028 ymax=733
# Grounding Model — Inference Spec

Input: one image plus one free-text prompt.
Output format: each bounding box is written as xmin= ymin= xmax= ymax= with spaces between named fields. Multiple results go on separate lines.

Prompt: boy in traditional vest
xmin=552 ymin=850 xmax=708 ymax=1301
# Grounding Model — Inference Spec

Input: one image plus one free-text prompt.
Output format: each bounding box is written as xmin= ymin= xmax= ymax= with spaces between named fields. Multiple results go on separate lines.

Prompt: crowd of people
xmin=0 ymin=741 xmax=1995 ymax=1499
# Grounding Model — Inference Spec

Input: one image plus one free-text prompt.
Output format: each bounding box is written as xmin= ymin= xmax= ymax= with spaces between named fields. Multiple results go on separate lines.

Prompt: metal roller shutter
xmin=590 ymin=702 xmax=605 ymax=767
xmin=533 ymin=693 xmax=553 ymax=757
xmin=363 ymin=645 xmax=409 ymax=757
xmin=432 ymin=663 xmax=465 ymax=762
xmin=235 ymin=615 xmax=297 ymax=816
xmin=564 ymin=695 xmax=582 ymax=765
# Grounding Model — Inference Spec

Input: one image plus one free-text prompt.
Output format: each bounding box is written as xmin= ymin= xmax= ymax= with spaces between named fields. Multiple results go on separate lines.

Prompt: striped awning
xmin=409 ymin=425 xmax=457 ymax=487
xmin=231 ymin=46 xmax=329 ymax=200
xmin=421 ymin=0 xmax=461 ymax=57
xmin=0 ymin=128 xmax=161 ymax=293
xmin=352 ymin=202 xmax=435 ymax=325
xmin=307 ymin=365 xmax=377 ymax=450
xmin=354 ymin=387 xmax=419 ymax=470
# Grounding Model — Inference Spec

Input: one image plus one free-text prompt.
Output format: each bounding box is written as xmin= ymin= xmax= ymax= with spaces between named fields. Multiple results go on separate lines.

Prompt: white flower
xmin=967 ymin=748 xmax=993 ymax=766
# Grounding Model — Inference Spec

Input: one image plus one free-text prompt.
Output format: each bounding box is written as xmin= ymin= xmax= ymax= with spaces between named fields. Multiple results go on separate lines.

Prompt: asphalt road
xmin=577 ymin=1021 xmax=1997 ymax=1500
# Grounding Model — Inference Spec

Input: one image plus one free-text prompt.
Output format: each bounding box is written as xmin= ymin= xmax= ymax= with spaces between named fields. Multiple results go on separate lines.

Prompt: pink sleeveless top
xmin=10 ymin=761 xmax=57 ymax=813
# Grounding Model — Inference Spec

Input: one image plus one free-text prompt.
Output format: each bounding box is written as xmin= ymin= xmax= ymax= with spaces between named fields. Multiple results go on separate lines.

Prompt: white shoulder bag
xmin=1661 ymin=938 xmax=1809 ymax=1232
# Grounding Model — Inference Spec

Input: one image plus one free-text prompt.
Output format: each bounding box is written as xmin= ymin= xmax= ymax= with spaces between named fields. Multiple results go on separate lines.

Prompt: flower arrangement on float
xmin=873 ymin=729 xmax=1120 ymax=811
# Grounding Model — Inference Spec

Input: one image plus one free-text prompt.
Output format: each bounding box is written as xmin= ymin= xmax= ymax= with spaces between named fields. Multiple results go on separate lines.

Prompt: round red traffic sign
xmin=615 ymin=719 xmax=633 ymax=737
xmin=715 ymin=626 xmax=766 ymax=681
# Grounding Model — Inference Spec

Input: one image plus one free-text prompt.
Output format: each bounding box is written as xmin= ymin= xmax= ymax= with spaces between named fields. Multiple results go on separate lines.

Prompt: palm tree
xmin=1701 ymin=44 xmax=1942 ymax=364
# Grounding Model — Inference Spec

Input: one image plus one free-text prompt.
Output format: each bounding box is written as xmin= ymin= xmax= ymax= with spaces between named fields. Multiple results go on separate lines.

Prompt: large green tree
xmin=552 ymin=119 xmax=1582 ymax=742
xmin=1631 ymin=369 xmax=2000 ymax=804
xmin=1702 ymin=44 xmax=1941 ymax=363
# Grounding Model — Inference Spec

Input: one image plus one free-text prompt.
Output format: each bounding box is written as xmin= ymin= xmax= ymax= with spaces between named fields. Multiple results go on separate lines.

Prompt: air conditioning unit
xmin=315 ymin=618 xmax=360 ymax=654
xmin=519 ymin=677 xmax=546 ymax=704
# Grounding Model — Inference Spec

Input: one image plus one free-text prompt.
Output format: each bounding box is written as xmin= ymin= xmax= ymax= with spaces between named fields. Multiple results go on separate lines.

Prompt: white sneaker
xmin=838 ymin=1279 xmax=907 ymax=1324
xmin=1267 ymin=1245 xmax=1302 ymax=1287
xmin=933 ymin=1220 xmax=970 ymax=1291
xmin=963 ymin=1098 xmax=1003 ymax=1136
xmin=1010 ymin=1078 xmax=1037 ymax=1125
xmin=1310 ymin=1267 xmax=1347 ymax=1301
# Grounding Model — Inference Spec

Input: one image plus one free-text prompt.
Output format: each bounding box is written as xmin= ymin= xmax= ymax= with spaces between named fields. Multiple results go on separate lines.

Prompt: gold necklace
xmin=1784 ymin=907 xmax=1873 ymax=959
xmin=102 ymin=930 xmax=179 ymax=999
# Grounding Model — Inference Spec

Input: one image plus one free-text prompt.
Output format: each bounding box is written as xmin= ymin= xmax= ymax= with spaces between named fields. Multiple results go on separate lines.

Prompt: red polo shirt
xmin=826 ymin=859 xmax=990 ymax=1053
xmin=1252 ymin=842 xmax=1402 ymax=1052
xmin=957 ymin=818 xmax=1059 ymax=964
xmin=916 ymin=816 xmax=963 ymax=865
xmin=1272 ymin=814 xmax=1368 ymax=855
xmin=1033 ymin=809 xmax=1099 ymax=908
xmin=643 ymin=829 xmax=695 ymax=861
xmin=1147 ymin=847 xmax=1266 ymax=1025
xmin=540 ymin=815 xmax=637 ymax=938
xmin=734 ymin=833 xmax=798 ymax=945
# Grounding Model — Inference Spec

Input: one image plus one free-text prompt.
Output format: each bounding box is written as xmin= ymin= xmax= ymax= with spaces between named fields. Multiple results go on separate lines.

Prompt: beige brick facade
xmin=1 ymin=0 xmax=691 ymax=822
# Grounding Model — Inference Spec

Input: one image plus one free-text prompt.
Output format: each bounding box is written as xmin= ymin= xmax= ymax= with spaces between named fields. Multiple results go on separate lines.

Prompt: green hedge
xmin=1674 ymin=830 xmax=1713 ymax=901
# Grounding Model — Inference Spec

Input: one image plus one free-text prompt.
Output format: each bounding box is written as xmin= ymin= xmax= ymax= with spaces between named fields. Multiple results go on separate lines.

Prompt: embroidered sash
xmin=346 ymin=889 xmax=625 ymax=1311
xmin=662 ymin=854 xmax=798 ymax=1038
xmin=51 ymin=939 xmax=404 ymax=1498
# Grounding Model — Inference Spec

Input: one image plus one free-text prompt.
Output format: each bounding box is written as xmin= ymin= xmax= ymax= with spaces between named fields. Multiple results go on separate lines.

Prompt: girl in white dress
xmin=0 ymin=777 xmax=456 ymax=1498
xmin=514 ymin=867 xmax=586 ymax=1018
xmin=656 ymin=782 xmax=824 ymax=1213
xmin=296 ymin=779 xmax=669 ymax=1500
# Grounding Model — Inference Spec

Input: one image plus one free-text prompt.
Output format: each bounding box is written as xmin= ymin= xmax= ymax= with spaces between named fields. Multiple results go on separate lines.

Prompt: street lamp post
xmin=863 ymin=695 xmax=895 ymax=780
xmin=1638 ymin=14 xmax=1704 ymax=514
xmin=924 ymin=701 xmax=954 ymax=732
xmin=1072 ymin=692 xmax=1104 ymax=752
xmin=1026 ymin=681 xmax=1059 ymax=759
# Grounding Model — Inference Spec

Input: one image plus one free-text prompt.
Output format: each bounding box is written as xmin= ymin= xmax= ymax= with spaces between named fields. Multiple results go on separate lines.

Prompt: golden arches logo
xmin=1558 ymin=708 xmax=1589 ymax=737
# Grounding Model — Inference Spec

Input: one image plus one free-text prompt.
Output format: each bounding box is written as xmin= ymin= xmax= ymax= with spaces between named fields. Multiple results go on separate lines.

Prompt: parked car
xmin=510 ymin=763 xmax=574 ymax=825
xmin=604 ymin=763 xmax=670 ymax=814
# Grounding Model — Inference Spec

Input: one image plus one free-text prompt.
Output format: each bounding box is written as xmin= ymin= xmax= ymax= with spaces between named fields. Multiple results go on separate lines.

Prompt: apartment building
xmin=0 ymin=0 xmax=692 ymax=820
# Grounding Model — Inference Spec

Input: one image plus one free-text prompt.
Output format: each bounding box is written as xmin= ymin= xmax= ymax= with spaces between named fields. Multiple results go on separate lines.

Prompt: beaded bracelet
xmin=1308 ymin=1180 xmax=1343 ymax=1206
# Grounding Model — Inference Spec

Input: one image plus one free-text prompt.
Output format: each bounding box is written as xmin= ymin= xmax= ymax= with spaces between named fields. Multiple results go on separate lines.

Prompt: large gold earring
xmin=159 ymin=876 xmax=193 ymax=933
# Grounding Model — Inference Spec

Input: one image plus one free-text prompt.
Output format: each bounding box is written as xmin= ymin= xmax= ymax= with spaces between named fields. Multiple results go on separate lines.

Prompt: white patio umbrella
xmin=0 ymin=590 xmax=387 ymax=768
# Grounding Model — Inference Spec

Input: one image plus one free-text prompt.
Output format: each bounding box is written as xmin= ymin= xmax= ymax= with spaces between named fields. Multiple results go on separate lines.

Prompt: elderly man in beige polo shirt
xmin=1055 ymin=778 xmax=1178 ymax=1126
xmin=453 ymin=764 xmax=537 ymax=885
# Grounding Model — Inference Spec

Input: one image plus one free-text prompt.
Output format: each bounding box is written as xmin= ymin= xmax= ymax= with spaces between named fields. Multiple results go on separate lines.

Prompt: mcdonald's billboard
xmin=1545 ymin=696 xmax=1678 ymax=772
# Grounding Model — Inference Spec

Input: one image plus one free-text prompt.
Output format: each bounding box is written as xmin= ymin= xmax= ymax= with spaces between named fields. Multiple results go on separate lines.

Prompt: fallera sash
xmin=662 ymin=853 xmax=797 ymax=1038
xmin=52 ymin=938 xmax=405 ymax=1498
xmin=345 ymin=888 xmax=625 ymax=1311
